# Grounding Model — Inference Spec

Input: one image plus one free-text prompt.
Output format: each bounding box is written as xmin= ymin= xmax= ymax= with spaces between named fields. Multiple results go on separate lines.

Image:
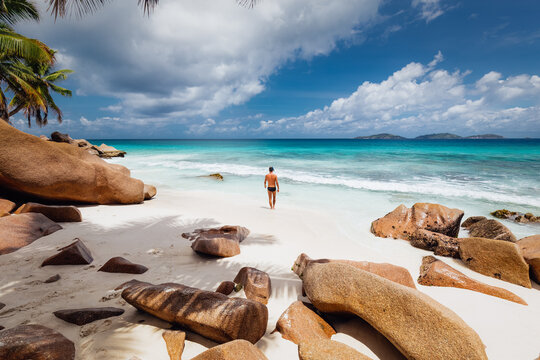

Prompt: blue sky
xmin=12 ymin=0 xmax=540 ymax=138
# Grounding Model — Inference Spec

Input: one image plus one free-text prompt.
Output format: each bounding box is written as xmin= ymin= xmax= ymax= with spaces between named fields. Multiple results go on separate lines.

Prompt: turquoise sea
xmin=101 ymin=139 xmax=540 ymax=236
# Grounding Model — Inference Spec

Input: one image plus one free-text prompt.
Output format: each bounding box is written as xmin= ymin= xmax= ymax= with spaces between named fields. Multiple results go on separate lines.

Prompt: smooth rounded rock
xmin=54 ymin=307 xmax=124 ymax=325
xmin=98 ymin=257 xmax=148 ymax=274
xmin=14 ymin=202 xmax=82 ymax=222
xmin=275 ymin=301 xmax=335 ymax=345
xmin=191 ymin=340 xmax=268 ymax=360
xmin=0 ymin=213 xmax=62 ymax=255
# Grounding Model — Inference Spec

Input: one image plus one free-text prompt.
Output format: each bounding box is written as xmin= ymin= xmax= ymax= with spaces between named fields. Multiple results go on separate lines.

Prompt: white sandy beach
xmin=0 ymin=189 xmax=539 ymax=360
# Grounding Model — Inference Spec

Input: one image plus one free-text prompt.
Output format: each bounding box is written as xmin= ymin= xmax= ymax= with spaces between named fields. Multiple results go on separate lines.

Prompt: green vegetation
xmin=1 ymin=0 xmax=73 ymax=127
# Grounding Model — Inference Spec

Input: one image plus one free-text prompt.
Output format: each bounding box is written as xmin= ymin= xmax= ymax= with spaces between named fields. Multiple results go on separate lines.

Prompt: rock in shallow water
xmin=98 ymin=257 xmax=148 ymax=274
xmin=191 ymin=340 xmax=267 ymax=360
xmin=517 ymin=235 xmax=540 ymax=284
xmin=371 ymin=202 xmax=464 ymax=240
xmin=41 ymin=239 xmax=93 ymax=266
xmin=298 ymin=339 xmax=373 ymax=360
xmin=459 ymin=237 xmax=531 ymax=288
xmin=0 ymin=324 xmax=75 ymax=360
xmin=300 ymin=262 xmax=488 ymax=360
xmin=0 ymin=213 xmax=62 ymax=255
xmin=292 ymin=253 xmax=416 ymax=288
xmin=121 ymin=280 xmax=268 ymax=344
xmin=234 ymin=267 xmax=272 ymax=304
xmin=14 ymin=202 xmax=82 ymax=222
xmin=54 ymin=307 xmax=124 ymax=325
xmin=418 ymin=256 xmax=526 ymax=305
xmin=275 ymin=301 xmax=335 ymax=345
xmin=466 ymin=219 xmax=516 ymax=242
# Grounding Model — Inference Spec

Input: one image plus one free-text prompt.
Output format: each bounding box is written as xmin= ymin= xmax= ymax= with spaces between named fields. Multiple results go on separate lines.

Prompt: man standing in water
xmin=264 ymin=167 xmax=279 ymax=209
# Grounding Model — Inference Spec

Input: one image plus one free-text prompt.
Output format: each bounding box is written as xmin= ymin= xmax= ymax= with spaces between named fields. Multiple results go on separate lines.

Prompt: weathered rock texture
xmin=298 ymin=339 xmax=373 ymax=360
xmin=418 ymin=256 xmax=526 ymax=305
xmin=184 ymin=225 xmax=250 ymax=258
xmin=162 ymin=330 xmax=185 ymax=360
xmin=234 ymin=267 xmax=272 ymax=304
xmin=97 ymin=143 xmax=126 ymax=158
xmin=466 ymin=219 xmax=516 ymax=242
xmin=371 ymin=203 xmax=464 ymax=240
xmin=275 ymin=301 xmax=335 ymax=345
xmin=0 ymin=213 xmax=62 ymax=255
xmin=50 ymin=131 xmax=72 ymax=143
xmin=301 ymin=262 xmax=488 ymax=360
xmin=14 ymin=202 xmax=82 ymax=222
xmin=183 ymin=225 xmax=250 ymax=243
xmin=0 ymin=198 xmax=15 ymax=216
xmin=191 ymin=340 xmax=268 ymax=360
xmin=122 ymin=280 xmax=268 ymax=344
xmin=53 ymin=307 xmax=124 ymax=325
xmin=0 ymin=324 xmax=75 ymax=360
xmin=491 ymin=209 xmax=539 ymax=224
xmin=41 ymin=239 xmax=93 ymax=266
xmin=517 ymin=235 xmax=540 ymax=283
xmin=0 ymin=121 xmax=144 ymax=204
xmin=144 ymin=184 xmax=157 ymax=200
xmin=459 ymin=237 xmax=531 ymax=288
xmin=98 ymin=257 xmax=148 ymax=274
xmin=409 ymin=229 xmax=460 ymax=257
xmin=461 ymin=216 xmax=487 ymax=228
xmin=216 ymin=281 xmax=236 ymax=295
xmin=191 ymin=237 xmax=240 ymax=257
xmin=292 ymin=253 xmax=416 ymax=289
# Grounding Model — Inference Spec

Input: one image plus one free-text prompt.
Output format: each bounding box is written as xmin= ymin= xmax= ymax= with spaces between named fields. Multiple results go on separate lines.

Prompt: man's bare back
xmin=264 ymin=167 xmax=279 ymax=209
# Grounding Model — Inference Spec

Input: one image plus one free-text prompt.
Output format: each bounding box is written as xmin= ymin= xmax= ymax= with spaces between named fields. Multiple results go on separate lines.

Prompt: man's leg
xmin=272 ymin=191 xmax=276 ymax=209
xmin=267 ymin=190 xmax=273 ymax=209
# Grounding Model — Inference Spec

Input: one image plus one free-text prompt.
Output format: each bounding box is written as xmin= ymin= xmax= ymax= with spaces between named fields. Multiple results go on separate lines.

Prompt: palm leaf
xmin=0 ymin=29 xmax=54 ymax=64
xmin=0 ymin=0 xmax=40 ymax=25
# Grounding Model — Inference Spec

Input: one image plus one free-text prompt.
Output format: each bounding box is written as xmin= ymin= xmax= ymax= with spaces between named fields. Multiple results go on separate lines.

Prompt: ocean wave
xmin=123 ymin=157 xmax=540 ymax=207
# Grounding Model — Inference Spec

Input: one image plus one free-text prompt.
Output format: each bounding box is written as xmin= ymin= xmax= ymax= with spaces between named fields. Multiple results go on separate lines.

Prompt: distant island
xmin=354 ymin=133 xmax=504 ymax=139
xmin=354 ymin=133 xmax=406 ymax=139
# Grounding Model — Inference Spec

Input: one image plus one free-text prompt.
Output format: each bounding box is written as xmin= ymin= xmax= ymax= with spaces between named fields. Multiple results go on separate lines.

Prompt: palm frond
xmin=49 ymin=0 xmax=160 ymax=18
xmin=236 ymin=0 xmax=259 ymax=9
xmin=0 ymin=29 xmax=54 ymax=64
xmin=0 ymin=0 xmax=40 ymax=25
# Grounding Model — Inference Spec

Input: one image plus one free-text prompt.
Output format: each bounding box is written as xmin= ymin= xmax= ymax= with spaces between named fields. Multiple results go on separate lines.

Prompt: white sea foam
xmin=123 ymin=156 xmax=540 ymax=208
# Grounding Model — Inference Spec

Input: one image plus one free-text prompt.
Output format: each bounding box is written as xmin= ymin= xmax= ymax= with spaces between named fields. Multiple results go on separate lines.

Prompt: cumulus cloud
xmin=258 ymin=53 xmax=540 ymax=137
xmin=17 ymin=0 xmax=380 ymax=121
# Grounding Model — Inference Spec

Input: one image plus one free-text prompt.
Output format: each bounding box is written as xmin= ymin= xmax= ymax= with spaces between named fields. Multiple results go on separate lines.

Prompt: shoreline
xmin=0 ymin=188 xmax=539 ymax=359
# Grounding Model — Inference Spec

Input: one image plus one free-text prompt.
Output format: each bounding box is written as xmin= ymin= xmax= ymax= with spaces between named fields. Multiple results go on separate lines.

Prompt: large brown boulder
xmin=192 ymin=237 xmax=241 ymax=257
xmin=409 ymin=229 xmax=460 ymax=257
xmin=275 ymin=301 xmax=335 ymax=345
xmin=0 ymin=121 xmax=144 ymax=204
xmin=300 ymin=262 xmax=488 ymax=360
xmin=292 ymin=253 xmax=416 ymax=288
xmin=298 ymin=339 xmax=373 ymax=360
xmin=41 ymin=239 xmax=93 ymax=266
xmin=0 ymin=324 xmax=75 ymax=360
xmin=466 ymin=219 xmax=516 ymax=242
xmin=14 ymin=202 xmax=82 ymax=222
xmin=459 ymin=237 xmax=531 ymax=288
xmin=53 ymin=307 xmax=124 ymax=325
xmin=0 ymin=198 xmax=15 ymax=217
xmin=371 ymin=203 xmax=464 ymax=240
xmin=517 ymin=235 xmax=540 ymax=283
xmin=191 ymin=340 xmax=268 ymax=360
xmin=234 ymin=267 xmax=272 ymax=304
xmin=122 ymin=280 xmax=268 ymax=344
xmin=0 ymin=213 xmax=62 ymax=255
xmin=418 ymin=256 xmax=526 ymax=305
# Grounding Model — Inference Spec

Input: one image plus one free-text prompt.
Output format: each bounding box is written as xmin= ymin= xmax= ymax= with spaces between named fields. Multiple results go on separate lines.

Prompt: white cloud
xmin=412 ymin=0 xmax=444 ymax=22
xmin=258 ymin=53 xmax=540 ymax=136
xmin=18 ymin=0 xmax=381 ymax=121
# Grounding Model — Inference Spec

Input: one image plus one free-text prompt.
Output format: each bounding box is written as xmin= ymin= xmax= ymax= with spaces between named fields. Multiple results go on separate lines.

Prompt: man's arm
xmin=264 ymin=175 xmax=267 ymax=188
xmin=276 ymin=177 xmax=279 ymax=192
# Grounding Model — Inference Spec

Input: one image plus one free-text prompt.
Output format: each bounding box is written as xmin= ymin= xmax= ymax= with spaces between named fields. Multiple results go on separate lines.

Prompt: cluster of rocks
xmin=48 ymin=131 xmax=126 ymax=158
xmin=491 ymin=209 xmax=539 ymax=224
xmin=0 ymin=121 xmax=155 ymax=204
xmin=183 ymin=225 xmax=250 ymax=258
xmin=371 ymin=202 xmax=540 ymax=291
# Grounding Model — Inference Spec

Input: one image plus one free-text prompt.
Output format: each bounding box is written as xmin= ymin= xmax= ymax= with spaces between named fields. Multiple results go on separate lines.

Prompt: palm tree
xmin=1 ymin=0 xmax=72 ymax=126
xmin=47 ymin=0 xmax=258 ymax=18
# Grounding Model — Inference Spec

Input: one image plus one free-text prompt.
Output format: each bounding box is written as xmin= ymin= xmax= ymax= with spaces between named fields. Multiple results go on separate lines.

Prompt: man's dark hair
xmin=269 ymin=166 xmax=274 ymax=172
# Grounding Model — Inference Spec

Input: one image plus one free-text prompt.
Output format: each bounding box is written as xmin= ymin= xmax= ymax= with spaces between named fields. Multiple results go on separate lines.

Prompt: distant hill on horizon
xmin=354 ymin=133 xmax=505 ymax=139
